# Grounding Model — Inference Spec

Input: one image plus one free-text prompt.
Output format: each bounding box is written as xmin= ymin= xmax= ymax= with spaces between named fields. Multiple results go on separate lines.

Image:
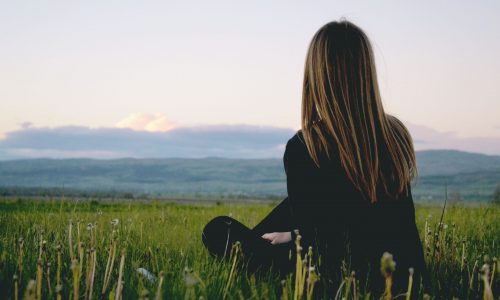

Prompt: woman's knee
xmin=203 ymin=216 xmax=234 ymax=235
xmin=202 ymin=216 xmax=235 ymax=256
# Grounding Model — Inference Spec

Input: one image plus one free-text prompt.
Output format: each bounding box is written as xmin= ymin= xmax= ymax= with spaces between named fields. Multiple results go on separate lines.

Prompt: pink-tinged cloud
xmin=0 ymin=122 xmax=499 ymax=160
xmin=0 ymin=124 xmax=295 ymax=160
xmin=406 ymin=122 xmax=500 ymax=155
xmin=115 ymin=113 xmax=176 ymax=132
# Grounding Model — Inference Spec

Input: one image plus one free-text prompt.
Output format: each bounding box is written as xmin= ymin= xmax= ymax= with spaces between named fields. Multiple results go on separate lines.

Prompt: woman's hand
xmin=261 ymin=232 xmax=292 ymax=245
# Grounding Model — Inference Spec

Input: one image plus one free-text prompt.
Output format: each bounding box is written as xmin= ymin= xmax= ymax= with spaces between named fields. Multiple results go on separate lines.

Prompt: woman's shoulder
xmin=284 ymin=129 xmax=339 ymax=168
xmin=283 ymin=130 xmax=324 ymax=179
xmin=284 ymin=130 xmax=309 ymax=158
xmin=286 ymin=129 xmax=304 ymax=145
xmin=386 ymin=114 xmax=413 ymax=142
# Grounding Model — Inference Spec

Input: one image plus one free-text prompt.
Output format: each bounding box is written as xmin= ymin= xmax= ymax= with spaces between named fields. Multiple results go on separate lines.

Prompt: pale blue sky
xmin=1 ymin=0 xmax=499 ymax=141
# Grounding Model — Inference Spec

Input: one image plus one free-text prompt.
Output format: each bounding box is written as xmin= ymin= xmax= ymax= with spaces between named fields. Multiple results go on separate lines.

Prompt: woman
xmin=202 ymin=19 xmax=427 ymax=296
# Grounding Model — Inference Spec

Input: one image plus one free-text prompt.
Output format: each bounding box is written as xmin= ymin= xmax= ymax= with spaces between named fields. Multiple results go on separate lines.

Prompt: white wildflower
xmin=137 ymin=268 xmax=156 ymax=283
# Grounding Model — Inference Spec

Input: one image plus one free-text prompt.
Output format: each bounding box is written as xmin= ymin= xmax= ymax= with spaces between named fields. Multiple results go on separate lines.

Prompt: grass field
xmin=0 ymin=198 xmax=498 ymax=299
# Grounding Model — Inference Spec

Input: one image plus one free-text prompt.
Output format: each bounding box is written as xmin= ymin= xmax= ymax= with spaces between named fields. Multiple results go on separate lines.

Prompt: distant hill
xmin=416 ymin=150 xmax=500 ymax=176
xmin=0 ymin=150 xmax=499 ymax=202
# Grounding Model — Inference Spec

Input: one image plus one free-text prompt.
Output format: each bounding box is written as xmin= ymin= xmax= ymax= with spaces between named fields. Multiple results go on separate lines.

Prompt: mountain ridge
xmin=1 ymin=150 xmax=499 ymax=201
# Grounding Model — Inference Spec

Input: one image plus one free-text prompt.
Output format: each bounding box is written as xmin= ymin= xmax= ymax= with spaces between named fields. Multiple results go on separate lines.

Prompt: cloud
xmin=406 ymin=122 xmax=500 ymax=155
xmin=0 ymin=124 xmax=295 ymax=160
xmin=0 ymin=121 xmax=499 ymax=160
xmin=115 ymin=113 xmax=176 ymax=132
xmin=20 ymin=122 xmax=34 ymax=129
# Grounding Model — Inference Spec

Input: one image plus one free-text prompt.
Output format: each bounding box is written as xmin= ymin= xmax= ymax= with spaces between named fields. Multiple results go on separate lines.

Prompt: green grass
xmin=0 ymin=198 xmax=498 ymax=299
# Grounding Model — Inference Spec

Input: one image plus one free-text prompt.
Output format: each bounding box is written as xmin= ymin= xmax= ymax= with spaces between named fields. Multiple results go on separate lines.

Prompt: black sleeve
xmin=284 ymin=137 xmax=323 ymax=252
xmin=407 ymin=188 xmax=430 ymax=291
xmin=251 ymin=196 xmax=293 ymax=236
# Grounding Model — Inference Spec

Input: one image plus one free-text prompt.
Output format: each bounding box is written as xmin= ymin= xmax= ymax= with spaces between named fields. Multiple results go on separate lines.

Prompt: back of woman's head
xmin=301 ymin=19 xmax=417 ymax=203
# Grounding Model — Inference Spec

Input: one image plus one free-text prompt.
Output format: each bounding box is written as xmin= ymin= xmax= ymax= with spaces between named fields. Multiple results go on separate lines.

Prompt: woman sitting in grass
xmin=202 ymin=19 xmax=427 ymax=297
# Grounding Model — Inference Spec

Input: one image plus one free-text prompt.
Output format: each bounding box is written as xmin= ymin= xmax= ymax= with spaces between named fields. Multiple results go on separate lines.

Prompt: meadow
xmin=0 ymin=198 xmax=498 ymax=299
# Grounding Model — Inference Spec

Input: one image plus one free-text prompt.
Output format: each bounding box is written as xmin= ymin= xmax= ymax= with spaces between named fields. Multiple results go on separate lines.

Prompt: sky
xmin=0 ymin=0 xmax=499 ymax=159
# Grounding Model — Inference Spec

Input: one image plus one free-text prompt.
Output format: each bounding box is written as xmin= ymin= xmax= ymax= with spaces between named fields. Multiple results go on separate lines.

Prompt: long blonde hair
xmin=301 ymin=19 xmax=417 ymax=203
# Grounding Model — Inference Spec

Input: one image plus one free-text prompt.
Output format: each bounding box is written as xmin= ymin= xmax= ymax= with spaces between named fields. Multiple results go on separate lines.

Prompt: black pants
xmin=202 ymin=197 xmax=295 ymax=275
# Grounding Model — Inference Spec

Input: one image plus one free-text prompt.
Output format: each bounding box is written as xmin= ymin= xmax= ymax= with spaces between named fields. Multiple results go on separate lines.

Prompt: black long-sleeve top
xmin=282 ymin=130 xmax=427 ymax=294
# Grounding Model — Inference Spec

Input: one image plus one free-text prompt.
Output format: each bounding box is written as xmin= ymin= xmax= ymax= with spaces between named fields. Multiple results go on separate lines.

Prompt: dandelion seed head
xmin=26 ymin=280 xmax=36 ymax=291
xmin=380 ymin=252 xmax=396 ymax=276
xmin=71 ymin=259 xmax=78 ymax=269
xmin=480 ymin=263 xmax=490 ymax=275
xmin=183 ymin=266 xmax=200 ymax=287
